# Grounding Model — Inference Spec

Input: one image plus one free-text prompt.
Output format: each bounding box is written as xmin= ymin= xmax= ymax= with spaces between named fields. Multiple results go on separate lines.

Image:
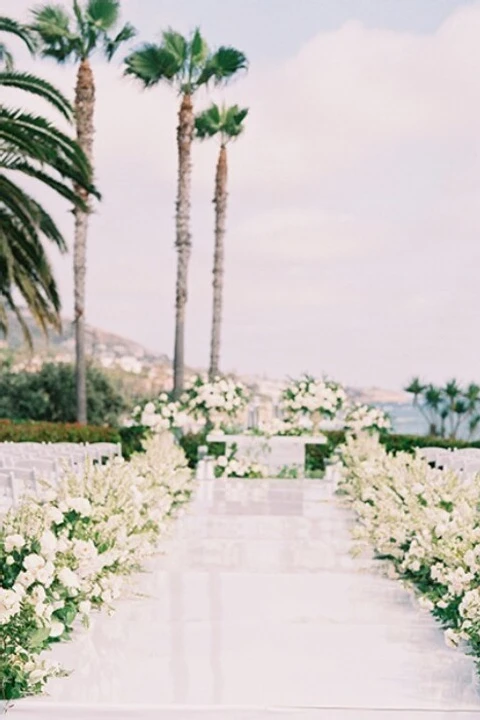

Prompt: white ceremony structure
xmin=203 ymin=432 xmax=328 ymax=478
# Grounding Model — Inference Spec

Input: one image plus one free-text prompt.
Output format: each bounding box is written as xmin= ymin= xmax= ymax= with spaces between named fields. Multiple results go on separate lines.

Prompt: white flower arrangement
xmin=344 ymin=403 xmax=391 ymax=434
xmin=213 ymin=449 xmax=268 ymax=479
xmin=338 ymin=432 xmax=480 ymax=666
xmin=181 ymin=375 xmax=250 ymax=428
xmin=0 ymin=433 xmax=192 ymax=701
xmin=281 ymin=375 xmax=347 ymax=429
xmin=132 ymin=395 xmax=195 ymax=433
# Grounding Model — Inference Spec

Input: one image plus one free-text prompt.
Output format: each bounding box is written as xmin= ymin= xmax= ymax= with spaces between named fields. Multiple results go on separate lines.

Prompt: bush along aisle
xmin=337 ymin=431 xmax=480 ymax=669
xmin=0 ymin=433 xmax=193 ymax=704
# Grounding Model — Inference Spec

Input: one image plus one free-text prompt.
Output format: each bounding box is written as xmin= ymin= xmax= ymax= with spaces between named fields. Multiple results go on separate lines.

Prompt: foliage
xmin=0 ymin=15 xmax=97 ymax=343
xmin=31 ymin=1 xmax=136 ymax=64
xmin=125 ymin=28 xmax=247 ymax=95
xmin=405 ymin=377 xmax=480 ymax=439
xmin=118 ymin=425 xmax=148 ymax=459
xmin=0 ymin=363 xmax=126 ymax=426
xmin=195 ymin=103 xmax=248 ymax=143
xmin=177 ymin=431 xmax=224 ymax=469
xmin=0 ymin=432 xmax=192 ymax=699
xmin=0 ymin=420 xmax=120 ymax=444
xmin=338 ymin=432 xmax=480 ymax=672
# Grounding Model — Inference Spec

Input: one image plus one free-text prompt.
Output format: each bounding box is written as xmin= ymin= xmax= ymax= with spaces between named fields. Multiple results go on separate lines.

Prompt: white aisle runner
xmin=15 ymin=479 xmax=480 ymax=719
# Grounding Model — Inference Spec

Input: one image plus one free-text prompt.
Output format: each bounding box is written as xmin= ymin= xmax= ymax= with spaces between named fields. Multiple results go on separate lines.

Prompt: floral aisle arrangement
xmin=0 ymin=433 xmax=193 ymax=703
xmin=180 ymin=375 xmax=250 ymax=429
xmin=132 ymin=394 xmax=194 ymax=433
xmin=281 ymin=375 xmax=347 ymax=432
xmin=343 ymin=403 xmax=391 ymax=435
xmin=213 ymin=448 xmax=268 ymax=479
xmin=338 ymin=432 xmax=480 ymax=665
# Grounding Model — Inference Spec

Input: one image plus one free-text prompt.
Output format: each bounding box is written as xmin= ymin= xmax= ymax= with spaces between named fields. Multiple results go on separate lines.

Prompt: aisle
xmin=19 ymin=479 xmax=480 ymax=719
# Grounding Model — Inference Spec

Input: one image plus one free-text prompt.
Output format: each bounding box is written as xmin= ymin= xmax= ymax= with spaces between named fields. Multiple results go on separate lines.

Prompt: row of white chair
xmin=417 ymin=447 xmax=480 ymax=479
xmin=0 ymin=442 xmax=122 ymax=513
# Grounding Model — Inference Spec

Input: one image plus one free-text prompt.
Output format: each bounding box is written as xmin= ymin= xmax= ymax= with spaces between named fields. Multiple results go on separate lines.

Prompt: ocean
xmin=376 ymin=403 xmax=429 ymax=436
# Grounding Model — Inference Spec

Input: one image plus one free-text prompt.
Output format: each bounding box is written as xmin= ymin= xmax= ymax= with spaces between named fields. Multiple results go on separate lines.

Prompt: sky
xmin=4 ymin=0 xmax=480 ymax=388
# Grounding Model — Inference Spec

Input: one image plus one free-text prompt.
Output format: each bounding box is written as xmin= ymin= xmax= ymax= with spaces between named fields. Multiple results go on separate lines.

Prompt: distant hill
xmin=1 ymin=312 xmax=408 ymax=406
xmin=0 ymin=311 xmax=169 ymax=366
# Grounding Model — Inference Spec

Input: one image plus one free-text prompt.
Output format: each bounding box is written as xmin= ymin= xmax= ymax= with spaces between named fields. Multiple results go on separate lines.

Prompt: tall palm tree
xmin=0 ymin=16 xmax=96 ymax=343
xmin=31 ymin=0 xmax=136 ymax=424
xmin=195 ymin=103 xmax=248 ymax=380
xmin=125 ymin=30 xmax=247 ymax=397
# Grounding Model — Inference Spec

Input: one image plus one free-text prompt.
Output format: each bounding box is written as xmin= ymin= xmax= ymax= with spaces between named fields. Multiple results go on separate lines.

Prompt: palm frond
xmin=195 ymin=103 xmax=248 ymax=141
xmin=31 ymin=4 xmax=77 ymax=62
xmin=162 ymin=29 xmax=188 ymax=67
xmin=86 ymin=0 xmax=120 ymax=30
xmin=198 ymin=47 xmax=248 ymax=86
xmin=0 ymin=106 xmax=94 ymax=190
xmin=124 ymin=44 xmax=180 ymax=87
xmin=0 ymin=71 xmax=73 ymax=120
xmin=190 ymin=28 xmax=209 ymax=67
xmin=0 ymin=42 xmax=14 ymax=70
xmin=0 ymin=16 xmax=37 ymax=54
xmin=104 ymin=21 xmax=136 ymax=61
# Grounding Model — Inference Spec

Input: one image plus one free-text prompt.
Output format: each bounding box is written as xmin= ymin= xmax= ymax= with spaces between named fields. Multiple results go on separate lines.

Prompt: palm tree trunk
xmin=173 ymin=93 xmax=194 ymax=398
xmin=209 ymin=144 xmax=228 ymax=381
xmin=74 ymin=58 xmax=95 ymax=424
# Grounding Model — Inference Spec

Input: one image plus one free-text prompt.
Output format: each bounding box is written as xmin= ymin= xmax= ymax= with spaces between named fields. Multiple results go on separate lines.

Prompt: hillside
xmin=1 ymin=312 xmax=407 ymax=405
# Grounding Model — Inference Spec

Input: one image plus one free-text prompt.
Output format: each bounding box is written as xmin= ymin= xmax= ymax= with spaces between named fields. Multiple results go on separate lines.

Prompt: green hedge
xmin=0 ymin=420 xmax=147 ymax=460
xmin=0 ymin=420 xmax=120 ymax=444
xmin=1 ymin=422 xmax=478 ymax=469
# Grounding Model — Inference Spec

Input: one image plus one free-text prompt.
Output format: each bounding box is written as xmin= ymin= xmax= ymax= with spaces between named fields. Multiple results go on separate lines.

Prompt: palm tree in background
xmin=195 ymin=103 xmax=248 ymax=380
xmin=31 ymin=0 xmax=136 ymax=424
xmin=0 ymin=16 xmax=96 ymax=344
xmin=125 ymin=30 xmax=247 ymax=397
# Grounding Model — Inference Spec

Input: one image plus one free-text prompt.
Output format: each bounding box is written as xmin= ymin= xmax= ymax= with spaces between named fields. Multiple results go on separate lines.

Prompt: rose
xmin=4 ymin=534 xmax=25 ymax=552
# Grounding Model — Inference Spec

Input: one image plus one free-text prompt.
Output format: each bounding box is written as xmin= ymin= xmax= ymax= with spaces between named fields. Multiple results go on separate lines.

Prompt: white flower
xmin=69 ymin=498 xmax=92 ymax=517
xmin=57 ymin=567 xmax=81 ymax=590
xmin=46 ymin=507 xmax=64 ymax=525
xmin=40 ymin=531 xmax=58 ymax=557
xmin=0 ymin=587 xmax=24 ymax=625
xmin=23 ymin=554 xmax=45 ymax=572
xmin=6 ymin=556 xmax=14 ymax=566
xmin=79 ymin=600 xmax=92 ymax=615
xmin=444 ymin=628 xmax=461 ymax=648
xmin=4 ymin=534 xmax=25 ymax=552
xmin=418 ymin=596 xmax=434 ymax=611
xmin=49 ymin=621 xmax=65 ymax=638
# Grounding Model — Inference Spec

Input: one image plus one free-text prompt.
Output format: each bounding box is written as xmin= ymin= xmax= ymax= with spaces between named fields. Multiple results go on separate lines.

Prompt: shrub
xmin=0 ymin=362 xmax=126 ymax=426
xmin=0 ymin=420 xmax=120 ymax=444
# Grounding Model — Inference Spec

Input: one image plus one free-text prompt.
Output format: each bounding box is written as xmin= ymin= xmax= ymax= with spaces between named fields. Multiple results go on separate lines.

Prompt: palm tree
xmin=125 ymin=30 xmax=247 ymax=397
xmin=195 ymin=104 xmax=248 ymax=381
xmin=423 ymin=385 xmax=443 ymax=437
xmin=31 ymin=0 xmax=136 ymax=424
xmin=405 ymin=377 xmax=430 ymax=431
xmin=0 ymin=16 xmax=96 ymax=344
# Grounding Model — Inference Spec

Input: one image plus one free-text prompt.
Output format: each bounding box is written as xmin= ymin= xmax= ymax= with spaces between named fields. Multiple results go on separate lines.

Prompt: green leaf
xmin=124 ymin=44 xmax=180 ymax=87
xmin=162 ymin=29 xmax=187 ymax=66
xmin=29 ymin=625 xmax=51 ymax=648
xmin=190 ymin=28 xmax=208 ymax=66
xmin=104 ymin=22 xmax=136 ymax=61
xmin=0 ymin=16 xmax=37 ymax=55
xmin=0 ymin=71 xmax=73 ymax=121
xmin=86 ymin=0 xmax=120 ymax=30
